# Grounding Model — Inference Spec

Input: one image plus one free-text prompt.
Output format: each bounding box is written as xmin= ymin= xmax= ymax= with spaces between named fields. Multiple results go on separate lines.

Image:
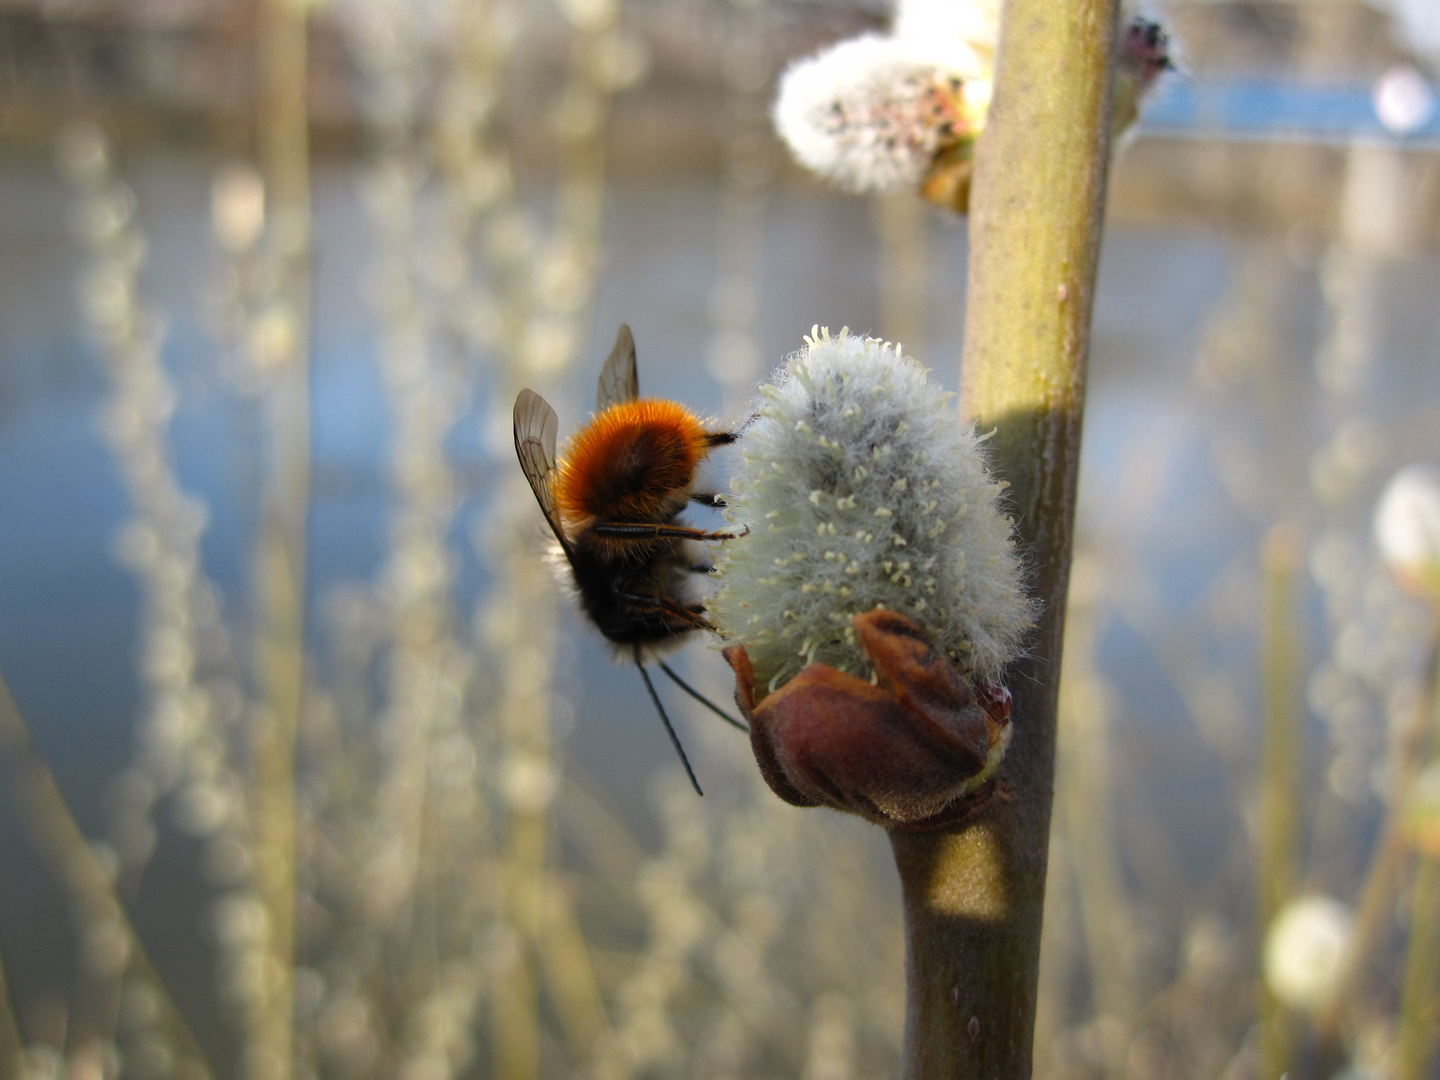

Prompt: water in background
xmin=2 ymin=129 xmax=1439 ymax=1074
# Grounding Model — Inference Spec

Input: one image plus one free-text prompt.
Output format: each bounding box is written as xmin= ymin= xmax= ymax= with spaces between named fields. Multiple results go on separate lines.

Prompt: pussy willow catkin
xmin=710 ymin=328 xmax=1035 ymax=693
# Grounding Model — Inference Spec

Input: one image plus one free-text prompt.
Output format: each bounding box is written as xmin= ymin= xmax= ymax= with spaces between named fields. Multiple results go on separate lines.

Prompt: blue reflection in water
xmin=1141 ymin=76 xmax=1440 ymax=145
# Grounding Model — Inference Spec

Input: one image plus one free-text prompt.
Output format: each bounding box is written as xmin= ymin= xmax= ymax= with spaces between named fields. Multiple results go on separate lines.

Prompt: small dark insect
xmin=513 ymin=324 xmax=749 ymax=794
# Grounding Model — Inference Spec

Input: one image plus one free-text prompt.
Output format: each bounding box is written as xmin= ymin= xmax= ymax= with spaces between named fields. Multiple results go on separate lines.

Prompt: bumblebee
xmin=514 ymin=325 xmax=747 ymax=792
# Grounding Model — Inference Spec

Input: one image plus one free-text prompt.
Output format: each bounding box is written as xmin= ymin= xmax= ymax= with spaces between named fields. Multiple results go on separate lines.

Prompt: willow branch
xmin=888 ymin=1 xmax=1121 ymax=1076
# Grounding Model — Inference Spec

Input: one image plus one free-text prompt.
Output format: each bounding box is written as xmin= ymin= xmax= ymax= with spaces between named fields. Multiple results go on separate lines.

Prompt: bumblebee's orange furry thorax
xmin=557 ymin=398 xmax=713 ymax=522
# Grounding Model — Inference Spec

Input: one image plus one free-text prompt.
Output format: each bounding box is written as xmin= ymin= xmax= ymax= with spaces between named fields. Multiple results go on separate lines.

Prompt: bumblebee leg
xmin=657 ymin=660 xmax=748 ymax=732
xmin=635 ymin=648 xmax=703 ymax=796
xmin=689 ymin=492 xmax=727 ymax=509
xmin=615 ymin=592 xmax=714 ymax=631
xmin=688 ymin=563 xmax=716 ymax=575
xmin=592 ymin=522 xmax=750 ymax=542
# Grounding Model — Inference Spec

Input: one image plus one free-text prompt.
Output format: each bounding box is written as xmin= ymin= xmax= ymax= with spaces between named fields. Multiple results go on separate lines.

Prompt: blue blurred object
xmin=1139 ymin=76 xmax=1440 ymax=145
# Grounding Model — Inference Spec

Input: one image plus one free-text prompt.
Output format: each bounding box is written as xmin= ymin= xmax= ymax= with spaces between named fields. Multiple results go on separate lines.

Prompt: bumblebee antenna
xmin=657 ymin=661 xmax=749 ymax=733
xmin=635 ymin=649 xmax=703 ymax=796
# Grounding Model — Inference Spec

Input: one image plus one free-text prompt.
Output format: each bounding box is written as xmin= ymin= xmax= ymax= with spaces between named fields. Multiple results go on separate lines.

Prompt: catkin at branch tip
xmin=709 ymin=327 xmax=1036 ymax=693
xmin=771 ymin=34 xmax=988 ymax=195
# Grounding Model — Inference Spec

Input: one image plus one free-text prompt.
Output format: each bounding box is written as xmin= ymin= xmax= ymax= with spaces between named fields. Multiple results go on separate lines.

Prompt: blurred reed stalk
xmin=706 ymin=0 xmax=775 ymax=414
xmin=585 ymin=778 xmax=712 ymax=1080
xmin=448 ymin=0 xmax=622 ymax=1071
xmin=64 ymin=121 xmax=207 ymax=903
xmin=1031 ymin=821 xmax=1074 ymax=1079
xmin=247 ymin=0 xmax=313 ymax=1076
xmin=585 ymin=757 xmax=899 ymax=1078
xmin=54 ymin=119 xmax=249 ymax=1076
xmin=1318 ymin=618 xmax=1440 ymax=1052
xmin=337 ymin=0 xmax=612 ymax=1073
xmin=1257 ymin=525 xmax=1304 ymax=1080
xmin=0 ymin=886 xmax=21 ymax=1076
xmin=1399 ymin=857 xmax=1440 ymax=1080
xmin=1396 ymin=625 xmax=1440 ymax=1080
xmin=0 ymin=665 xmax=215 ymax=1080
xmin=343 ymin=5 xmax=492 ymax=1077
xmin=1037 ymin=422 xmax=1178 ymax=1078
xmin=887 ymin=0 xmax=1120 ymax=1075
xmin=1308 ymin=144 xmax=1438 ymax=1080
xmin=1055 ymin=561 xmax=1136 ymax=1078
xmin=683 ymin=798 xmax=790 ymax=1076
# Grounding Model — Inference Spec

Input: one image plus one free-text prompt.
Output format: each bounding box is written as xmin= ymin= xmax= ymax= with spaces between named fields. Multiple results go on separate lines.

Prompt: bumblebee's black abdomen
xmin=569 ymin=547 xmax=700 ymax=647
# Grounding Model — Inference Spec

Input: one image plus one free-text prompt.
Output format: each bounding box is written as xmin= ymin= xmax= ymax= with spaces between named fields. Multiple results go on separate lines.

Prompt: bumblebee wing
xmin=513 ymin=389 xmax=577 ymax=561
xmin=596 ymin=323 xmax=639 ymax=411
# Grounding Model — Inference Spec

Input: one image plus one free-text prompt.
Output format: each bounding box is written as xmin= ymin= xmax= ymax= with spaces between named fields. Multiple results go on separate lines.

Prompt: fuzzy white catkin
xmin=1374 ymin=464 xmax=1440 ymax=581
xmin=771 ymin=35 xmax=981 ymax=194
xmin=892 ymin=0 xmax=1001 ymax=64
xmin=772 ymin=1 xmax=1168 ymax=199
xmin=1263 ymin=895 xmax=1353 ymax=1011
xmin=710 ymin=328 xmax=1035 ymax=693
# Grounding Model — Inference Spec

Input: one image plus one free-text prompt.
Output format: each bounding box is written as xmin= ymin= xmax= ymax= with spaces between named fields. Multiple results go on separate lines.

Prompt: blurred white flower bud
xmin=893 ymin=0 xmax=1000 ymax=60
xmin=1263 ymin=894 xmax=1353 ymax=1011
xmin=1374 ymin=465 xmax=1440 ymax=598
xmin=1373 ymin=65 xmax=1434 ymax=136
xmin=772 ymin=35 xmax=985 ymax=195
xmin=772 ymin=5 xmax=1169 ymax=207
xmin=503 ymin=755 xmax=556 ymax=812
xmin=211 ymin=163 xmax=265 ymax=252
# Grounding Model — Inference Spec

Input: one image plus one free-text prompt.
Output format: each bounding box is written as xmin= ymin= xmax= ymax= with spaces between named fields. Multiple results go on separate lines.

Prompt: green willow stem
xmin=1316 ymin=616 xmax=1440 ymax=1058
xmin=889 ymin=1 xmax=1121 ymax=1077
